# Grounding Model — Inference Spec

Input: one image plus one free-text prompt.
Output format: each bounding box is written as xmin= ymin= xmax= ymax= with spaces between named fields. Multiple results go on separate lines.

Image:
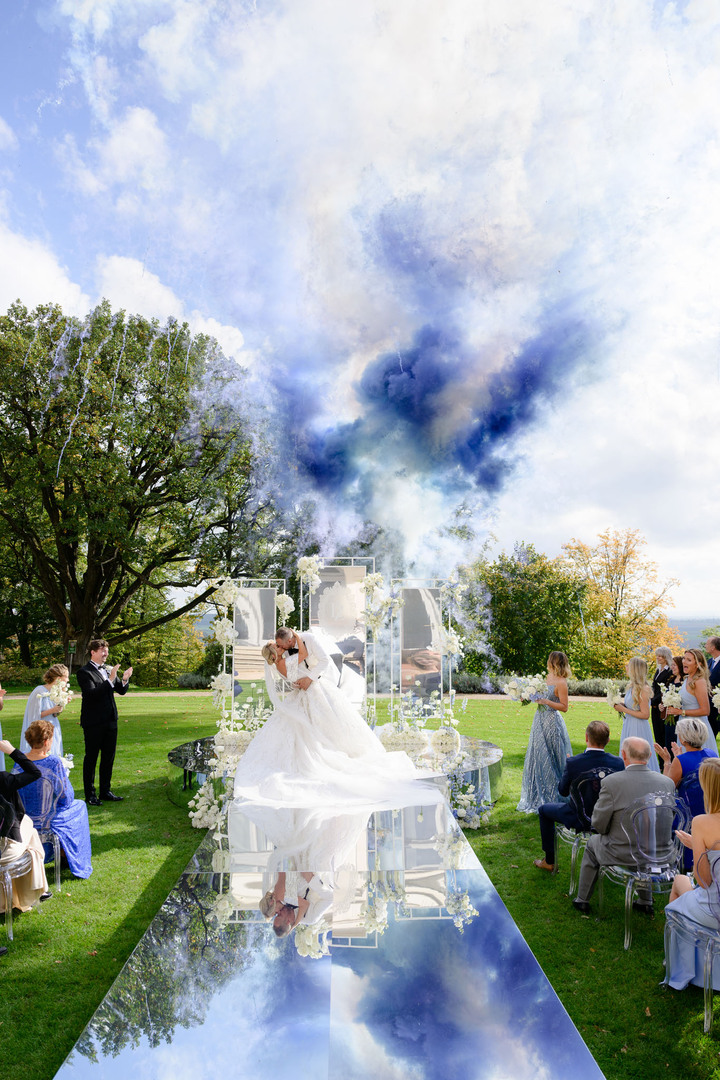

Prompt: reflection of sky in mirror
xmin=330 ymin=870 xmax=603 ymax=1080
xmin=59 ymin=923 xmax=330 ymax=1080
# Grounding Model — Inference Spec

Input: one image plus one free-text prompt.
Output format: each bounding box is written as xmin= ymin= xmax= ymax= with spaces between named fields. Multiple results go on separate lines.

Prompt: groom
xmin=77 ymin=639 xmax=133 ymax=805
xmin=275 ymin=626 xmax=330 ymax=690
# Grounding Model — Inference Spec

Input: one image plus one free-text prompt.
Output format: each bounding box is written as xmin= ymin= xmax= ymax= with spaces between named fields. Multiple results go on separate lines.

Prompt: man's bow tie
xmin=287 ymin=647 xmax=299 ymax=655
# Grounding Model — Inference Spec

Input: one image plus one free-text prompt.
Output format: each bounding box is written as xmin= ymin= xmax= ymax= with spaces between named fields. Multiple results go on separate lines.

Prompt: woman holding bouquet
xmin=19 ymin=664 xmax=71 ymax=757
xmin=661 ymin=656 xmax=685 ymax=750
xmin=614 ymin=657 xmax=660 ymax=772
xmin=517 ymin=652 xmax=572 ymax=813
xmin=663 ymin=649 xmax=717 ymax=755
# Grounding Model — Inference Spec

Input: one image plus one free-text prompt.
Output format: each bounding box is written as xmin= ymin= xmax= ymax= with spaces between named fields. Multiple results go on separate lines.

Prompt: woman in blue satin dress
xmin=614 ymin=657 xmax=660 ymax=772
xmin=517 ymin=652 xmax=573 ymax=813
xmin=15 ymin=719 xmax=93 ymax=879
xmin=664 ymin=649 xmax=717 ymax=756
xmin=665 ymin=757 xmax=720 ymax=990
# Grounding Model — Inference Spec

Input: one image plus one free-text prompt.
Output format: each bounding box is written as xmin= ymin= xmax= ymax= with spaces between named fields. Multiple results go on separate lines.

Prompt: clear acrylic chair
xmin=554 ymin=767 xmax=610 ymax=897
xmin=0 ymin=810 xmax=33 ymax=941
xmin=598 ymin=791 xmax=689 ymax=950
xmin=19 ymin=775 xmax=63 ymax=893
xmin=663 ymin=843 xmax=720 ymax=1032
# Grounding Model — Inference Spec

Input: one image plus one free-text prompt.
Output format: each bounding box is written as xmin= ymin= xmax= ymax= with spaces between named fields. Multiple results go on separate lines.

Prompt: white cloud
xmin=0 ymin=218 xmax=90 ymax=315
xmin=0 ymin=117 xmax=18 ymax=152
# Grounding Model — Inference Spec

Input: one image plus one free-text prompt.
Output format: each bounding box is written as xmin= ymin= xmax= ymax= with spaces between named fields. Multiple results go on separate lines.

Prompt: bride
xmin=233 ymin=627 xmax=436 ymax=808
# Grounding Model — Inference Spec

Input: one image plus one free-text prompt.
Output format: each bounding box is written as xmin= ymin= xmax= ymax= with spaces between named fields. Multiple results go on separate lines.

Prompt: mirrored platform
xmin=53 ymin=797 xmax=603 ymax=1079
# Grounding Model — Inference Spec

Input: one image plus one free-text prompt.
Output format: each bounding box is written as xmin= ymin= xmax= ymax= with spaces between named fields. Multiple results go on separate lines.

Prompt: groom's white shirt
xmin=294 ymin=631 xmax=331 ymax=683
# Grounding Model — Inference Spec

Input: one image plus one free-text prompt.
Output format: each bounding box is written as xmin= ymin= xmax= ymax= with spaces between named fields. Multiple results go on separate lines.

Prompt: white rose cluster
xmin=211 ymin=617 xmax=238 ymax=648
xmin=275 ymin=592 xmax=295 ymax=622
xmin=297 ymin=554 xmax=323 ymax=594
xmin=445 ymin=888 xmax=478 ymax=931
xmin=294 ymin=920 xmax=331 ymax=959
xmin=188 ymin=779 xmax=226 ymax=830
xmin=210 ymin=578 xmax=242 ymax=610
xmin=431 ymin=725 xmax=461 ymax=756
xmin=210 ymin=671 xmax=233 ymax=707
xmin=502 ymin=673 xmax=547 ymax=704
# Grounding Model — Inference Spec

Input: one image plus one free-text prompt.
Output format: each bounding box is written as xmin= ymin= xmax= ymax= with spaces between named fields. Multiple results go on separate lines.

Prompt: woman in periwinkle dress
xmin=614 ymin=657 xmax=660 ymax=772
xmin=665 ymin=757 xmax=720 ymax=990
xmin=517 ymin=651 xmax=573 ymax=813
xmin=664 ymin=649 xmax=718 ymax=756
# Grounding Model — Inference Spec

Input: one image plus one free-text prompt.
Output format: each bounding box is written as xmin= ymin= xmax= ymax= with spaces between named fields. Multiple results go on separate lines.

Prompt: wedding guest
xmin=516 ymin=652 xmax=572 ymax=812
xmin=0 ymin=680 xmax=6 ymax=773
xmin=651 ymin=647 xmax=675 ymax=749
xmin=706 ymin=637 xmax=720 ymax=736
xmin=665 ymin=649 xmax=717 ymax=755
xmin=77 ymin=639 xmax=132 ymax=805
xmin=17 ymin=719 xmax=92 ymax=878
xmin=661 ymin=656 xmax=686 ymax=750
xmin=19 ymin=663 xmax=71 ymax=757
xmin=0 ymin=739 xmax=50 ymax=911
xmin=655 ymin=717 xmax=718 ymax=870
xmin=614 ymin=657 xmax=660 ymax=772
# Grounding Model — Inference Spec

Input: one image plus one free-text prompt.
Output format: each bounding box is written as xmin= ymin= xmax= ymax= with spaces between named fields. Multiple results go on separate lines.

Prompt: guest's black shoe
xmin=100 ymin=791 xmax=124 ymax=802
xmin=572 ymin=898 xmax=591 ymax=914
xmin=0 ymin=946 xmax=8 ymax=956
xmin=39 ymin=892 xmax=52 ymax=902
xmin=86 ymin=796 xmax=103 ymax=806
xmin=632 ymin=901 xmax=654 ymax=917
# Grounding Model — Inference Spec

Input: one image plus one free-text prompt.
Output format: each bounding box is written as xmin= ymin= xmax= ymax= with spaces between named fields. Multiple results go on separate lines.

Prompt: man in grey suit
xmin=572 ymin=737 xmax=676 ymax=913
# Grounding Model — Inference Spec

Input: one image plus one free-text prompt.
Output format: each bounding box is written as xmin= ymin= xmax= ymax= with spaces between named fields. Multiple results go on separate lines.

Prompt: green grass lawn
xmin=1 ymin=692 xmax=718 ymax=1080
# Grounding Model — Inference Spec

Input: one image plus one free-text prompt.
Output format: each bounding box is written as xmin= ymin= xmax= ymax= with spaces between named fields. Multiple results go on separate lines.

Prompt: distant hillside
xmin=668 ymin=618 xmax=720 ymax=650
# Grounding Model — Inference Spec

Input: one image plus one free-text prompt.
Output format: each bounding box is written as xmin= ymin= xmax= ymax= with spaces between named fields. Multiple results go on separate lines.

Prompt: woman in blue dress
xmin=517 ymin=651 xmax=573 ymax=813
xmin=19 ymin=663 xmax=71 ymax=757
xmin=16 ymin=719 xmax=92 ymax=879
xmin=665 ymin=757 xmax=720 ymax=990
xmin=664 ymin=649 xmax=717 ymax=756
xmin=614 ymin=657 xmax=660 ymax=772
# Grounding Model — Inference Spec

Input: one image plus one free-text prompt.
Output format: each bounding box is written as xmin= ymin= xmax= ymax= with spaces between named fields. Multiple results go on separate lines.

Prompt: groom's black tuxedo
xmin=77 ymin=662 xmax=129 ymax=799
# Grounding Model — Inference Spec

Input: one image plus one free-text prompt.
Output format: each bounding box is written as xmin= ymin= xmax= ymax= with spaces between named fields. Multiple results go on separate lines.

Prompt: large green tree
xmin=461 ymin=542 xmax=590 ymax=675
xmin=0 ymin=300 xmax=256 ymax=664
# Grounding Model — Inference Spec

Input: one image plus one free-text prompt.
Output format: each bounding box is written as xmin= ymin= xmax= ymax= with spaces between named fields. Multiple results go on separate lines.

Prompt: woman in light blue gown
xmin=665 ymin=757 xmax=720 ymax=990
xmin=15 ymin=719 xmax=92 ymax=879
xmin=614 ymin=657 xmax=660 ymax=772
xmin=517 ymin=652 xmax=573 ymax=813
xmin=19 ymin=663 xmax=70 ymax=757
xmin=664 ymin=649 xmax=717 ymax=756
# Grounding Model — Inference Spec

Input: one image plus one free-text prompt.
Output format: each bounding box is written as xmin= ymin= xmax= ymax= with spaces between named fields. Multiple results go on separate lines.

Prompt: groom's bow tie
xmin=287 ymin=647 xmax=299 ymax=655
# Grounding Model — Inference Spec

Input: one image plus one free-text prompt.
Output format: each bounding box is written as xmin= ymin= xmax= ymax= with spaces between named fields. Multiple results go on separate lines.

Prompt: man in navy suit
xmin=706 ymin=637 xmax=720 ymax=736
xmin=533 ymin=720 xmax=624 ymax=872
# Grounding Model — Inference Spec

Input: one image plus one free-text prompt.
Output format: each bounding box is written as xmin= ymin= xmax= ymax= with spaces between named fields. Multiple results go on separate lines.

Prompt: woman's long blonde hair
xmin=626 ymin=657 xmax=649 ymax=710
xmin=700 ymin=758 xmax=720 ymax=815
xmin=685 ymin=648 xmax=710 ymax=693
xmin=547 ymin=651 xmax=571 ymax=678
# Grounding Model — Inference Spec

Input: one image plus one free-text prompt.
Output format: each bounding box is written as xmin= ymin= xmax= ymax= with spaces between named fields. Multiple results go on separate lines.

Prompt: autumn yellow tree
xmin=562 ymin=529 xmax=682 ymax=676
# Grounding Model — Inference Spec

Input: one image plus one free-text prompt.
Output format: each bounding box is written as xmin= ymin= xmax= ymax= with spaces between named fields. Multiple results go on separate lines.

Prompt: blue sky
xmin=2 ymin=1 xmax=720 ymax=613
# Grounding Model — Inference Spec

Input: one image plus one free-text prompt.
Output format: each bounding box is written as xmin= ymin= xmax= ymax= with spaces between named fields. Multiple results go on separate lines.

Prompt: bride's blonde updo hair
xmin=261 ymin=643 xmax=276 ymax=665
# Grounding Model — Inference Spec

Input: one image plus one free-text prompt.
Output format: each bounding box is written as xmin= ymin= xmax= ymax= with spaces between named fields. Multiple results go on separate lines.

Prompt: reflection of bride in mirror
xmin=233 ymin=637 xmax=436 ymax=808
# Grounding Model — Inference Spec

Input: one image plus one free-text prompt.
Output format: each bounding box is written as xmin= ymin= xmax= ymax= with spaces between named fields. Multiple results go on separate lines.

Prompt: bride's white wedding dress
xmin=233 ymin=650 xmax=435 ymax=808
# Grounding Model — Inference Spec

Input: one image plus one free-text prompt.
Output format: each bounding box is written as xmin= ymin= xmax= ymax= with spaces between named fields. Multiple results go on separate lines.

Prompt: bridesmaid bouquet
xmin=605 ymin=681 xmax=623 ymax=708
xmin=661 ymin=684 xmax=683 ymax=711
xmin=503 ymin=674 xmax=547 ymax=704
xmin=712 ymin=687 xmax=720 ymax=712
xmin=38 ymin=680 xmax=74 ymax=709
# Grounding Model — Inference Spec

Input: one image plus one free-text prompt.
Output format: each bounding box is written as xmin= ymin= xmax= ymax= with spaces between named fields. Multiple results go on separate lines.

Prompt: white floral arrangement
xmin=445 ymin=888 xmax=478 ymax=931
xmin=60 ymin=755 xmax=75 ymax=771
xmin=211 ymin=616 xmax=238 ymax=648
xmin=712 ymin=686 xmax=720 ymax=712
xmin=503 ymin=674 xmax=547 ymax=704
xmin=360 ymin=572 xmax=384 ymax=600
xmin=436 ymin=626 xmax=463 ymax=657
xmin=662 ymin=684 xmax=683 ymax=711
xmin=210 ymin=671 xmax=233 ymax=708
xmin=361 ymin=892 xmax=389 ymax=936
xmin=297 ymin=554 xmax=323 ymax=594
xmin=275 ymin=592 xmax=295 ymax=622
xmin=376 ymin=722 xmax=428 ymax=761
xmin=40 ymin=681 xmax=74 ymax=709
xmin=430 ymin=725 xmax=461 ymax=756
xmin=605 ymin=681 xmax=624 ymax=708
xmin=211 ymin=848 xmax=231 ymax=873
xmin=210 ymin=578 xmax=242 ymax=611
xmin=208 ymin=892 xmax=235 ymax=929
xmin=294 ymin=919 xmax=331 ymax=959
xmin=189 ymin=779 xmax=227 ymax=830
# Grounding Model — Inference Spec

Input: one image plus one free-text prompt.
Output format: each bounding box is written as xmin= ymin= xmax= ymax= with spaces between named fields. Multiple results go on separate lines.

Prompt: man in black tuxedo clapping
xmin=77 ymin=638 xmax=132 ymax=805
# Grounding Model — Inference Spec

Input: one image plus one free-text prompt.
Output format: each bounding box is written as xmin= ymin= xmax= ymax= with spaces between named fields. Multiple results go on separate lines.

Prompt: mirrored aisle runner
xmin=53 ymin=793 xmax=604 ymax=1080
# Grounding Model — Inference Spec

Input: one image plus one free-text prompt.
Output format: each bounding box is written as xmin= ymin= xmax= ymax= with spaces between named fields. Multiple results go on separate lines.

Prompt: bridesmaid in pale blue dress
xmin=19 ymin=663 xmax=70 ymax=757
xmin=15 ymin=718 xmax=92 ymax=879
xmin=614 ymin=657 xmax=660 ymax=772
xmin=665 ymin=757 xmax=720 ymax=990
xmin=664 ymin=649 xmax=717 ymax=756
xmin=517 ymin=651 xmax=573 ymax=813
